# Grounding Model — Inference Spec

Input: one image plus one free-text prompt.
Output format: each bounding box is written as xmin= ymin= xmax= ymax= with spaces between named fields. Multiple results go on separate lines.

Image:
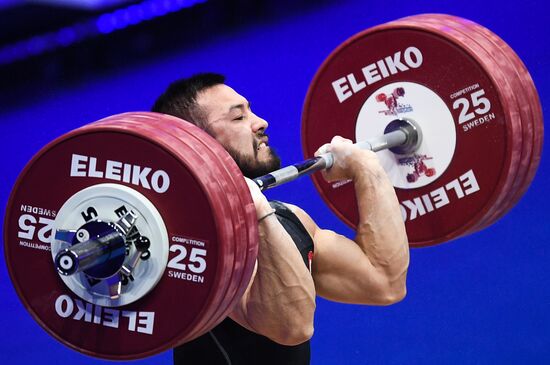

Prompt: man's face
xmin=195 ymin=84 xmax=281 ymax=178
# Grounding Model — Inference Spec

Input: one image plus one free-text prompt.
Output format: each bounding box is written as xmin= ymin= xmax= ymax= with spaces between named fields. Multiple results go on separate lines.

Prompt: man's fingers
xmin=244 ymin=177 xmax=272 ymax=219
xmin=244 ymin=176 xmax=257 ymax=190
xmin=330 ymin=135 xmax=353 ymax=145
xmin=315 ymin=143 xmax=331 ymax=156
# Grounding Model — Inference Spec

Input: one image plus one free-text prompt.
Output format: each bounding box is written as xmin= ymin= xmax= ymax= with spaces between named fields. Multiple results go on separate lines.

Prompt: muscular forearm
xmin=352 ymin=151 xmax=409 ymax=296
xmin=242 ymin=214 xmax=316 ymax=345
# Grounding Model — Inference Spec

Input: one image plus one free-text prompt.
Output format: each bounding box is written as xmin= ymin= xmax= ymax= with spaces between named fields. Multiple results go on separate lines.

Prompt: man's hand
xmin=314 ymin=136 xmax=382 ymax=182
xmin=244 ymin=177 xmax=274 ymax=219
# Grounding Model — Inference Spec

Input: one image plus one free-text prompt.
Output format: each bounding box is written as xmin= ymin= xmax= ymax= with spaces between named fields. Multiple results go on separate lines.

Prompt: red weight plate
xmin=440 ymin=15 xmax=544 ymax=229
xmin=91 ymin=116 xmax=240 ymax=343
xmin=107 ymin=113 xmax=257 ymax=339
xmin=395 ymin=15 xmax=527 ymax=237
xmin=4 ymin=113 xmax=234 ymax=359
xmin=381 ymin=17 xmax=524 ymax=244
xmin=422 ymin=15 xmax=534 ymax=233
xmin=302 ymin=21 xmax=520 ymax=247
xmin=156 ymin=119 xmax=257 ymax=339
xmin=107 ymin=113 xmax=257 ymax=340
xmin=90 ymin=117 xmax=236 ymax=340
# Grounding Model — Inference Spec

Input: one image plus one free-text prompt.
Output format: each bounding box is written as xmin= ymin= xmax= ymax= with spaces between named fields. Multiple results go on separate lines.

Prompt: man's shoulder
xmin=269 ymin=200 xmax=303 ymax=216
xmin=269 ymin=201 xmax=318 ymax=238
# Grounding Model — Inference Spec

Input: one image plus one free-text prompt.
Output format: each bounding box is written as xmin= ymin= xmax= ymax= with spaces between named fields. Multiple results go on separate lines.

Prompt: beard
xmin=225 ymin=140 xmax=281 ymax=179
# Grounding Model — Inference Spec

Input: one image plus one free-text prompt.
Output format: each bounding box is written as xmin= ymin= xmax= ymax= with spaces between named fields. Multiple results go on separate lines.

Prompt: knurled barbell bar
xmin=253 ymin=118 xmax=422 ymax=190
xmin=3 ymin=13 xmax=543 ymax=360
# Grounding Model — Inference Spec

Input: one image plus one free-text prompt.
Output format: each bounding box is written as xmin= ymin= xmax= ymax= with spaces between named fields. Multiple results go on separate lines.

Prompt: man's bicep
xmin=287 ymin=203 xmax=389 ymax=304
xmin=311 ymin=229 xmax=392 ymax=304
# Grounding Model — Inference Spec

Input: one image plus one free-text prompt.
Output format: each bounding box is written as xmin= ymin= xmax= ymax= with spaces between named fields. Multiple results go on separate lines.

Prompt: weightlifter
xmin=152 ymin=73 xmax=409 ymax=364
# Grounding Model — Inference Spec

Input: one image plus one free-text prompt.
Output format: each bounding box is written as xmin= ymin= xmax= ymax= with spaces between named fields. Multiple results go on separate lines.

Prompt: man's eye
xmin=233 ymin=115 xmax=245 ymax=121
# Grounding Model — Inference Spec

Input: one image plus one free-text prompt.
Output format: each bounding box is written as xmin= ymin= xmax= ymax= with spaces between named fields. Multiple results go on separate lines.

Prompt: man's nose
xmin=251 ymin=112 xmax=268 ymax=133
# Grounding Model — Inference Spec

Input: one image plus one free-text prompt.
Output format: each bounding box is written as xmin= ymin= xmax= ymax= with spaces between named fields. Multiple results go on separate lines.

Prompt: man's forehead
xmin=197 ymin=84 xmax=247 ymax=113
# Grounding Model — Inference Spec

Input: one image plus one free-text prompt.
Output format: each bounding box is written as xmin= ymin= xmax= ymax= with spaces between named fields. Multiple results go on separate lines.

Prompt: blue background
xmin=1 ymin=0 xmax=549 ymax=364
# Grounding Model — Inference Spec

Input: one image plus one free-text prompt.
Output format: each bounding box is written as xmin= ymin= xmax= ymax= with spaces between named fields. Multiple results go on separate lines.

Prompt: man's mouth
xmin=256 ymin=136 xmax=269 ymax=151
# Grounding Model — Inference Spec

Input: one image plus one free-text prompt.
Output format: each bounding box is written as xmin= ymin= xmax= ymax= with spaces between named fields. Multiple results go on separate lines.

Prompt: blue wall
xmin=1 ymin=0 xmax=549 ymax=363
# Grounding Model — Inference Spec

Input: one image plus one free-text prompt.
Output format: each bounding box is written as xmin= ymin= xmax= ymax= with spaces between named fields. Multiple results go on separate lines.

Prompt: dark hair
xmin=152 ymin=73 xmax=226 ymax=129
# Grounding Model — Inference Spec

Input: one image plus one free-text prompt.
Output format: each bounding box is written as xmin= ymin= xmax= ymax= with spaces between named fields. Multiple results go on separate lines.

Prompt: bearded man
xmin=152 ymin=73 xmax=409 ymax=365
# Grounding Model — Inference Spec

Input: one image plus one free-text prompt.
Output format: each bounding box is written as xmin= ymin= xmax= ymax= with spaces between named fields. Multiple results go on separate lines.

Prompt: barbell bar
xmin=253 ymin=118 xmax=422 ymax=190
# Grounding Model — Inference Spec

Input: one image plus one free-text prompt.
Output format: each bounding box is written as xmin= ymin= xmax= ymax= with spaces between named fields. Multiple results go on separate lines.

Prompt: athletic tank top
xmin=173 ymin=201 xmax=315 ymax=365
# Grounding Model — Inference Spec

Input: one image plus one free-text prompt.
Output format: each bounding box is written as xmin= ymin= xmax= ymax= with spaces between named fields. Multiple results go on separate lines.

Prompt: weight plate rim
xmin=372 ymin=17 xmax=522 ymax=246
xmin=92 ymin=117 xmax=239 ymax=349
xmin=170 ymin=122 xmax=258 ymax=338
xmin=393 ymin=15 xmax=526 ymax=241
xmin=134 ymin=116 xmax=253 ymax=341
xmin=135 ymin=113 xmax=258 ymax=338
xmin=446 ymin=15 xmax=544 ymax=228
xmin=164 ymin=124 xmax=258 ymax=333
xmin=427 ymin=15 xmax=534 ymax=234
xmin=420 ymin=14 xmax=539 ymax=233
xmin=101 ymin=113 xmax=258 ymax=342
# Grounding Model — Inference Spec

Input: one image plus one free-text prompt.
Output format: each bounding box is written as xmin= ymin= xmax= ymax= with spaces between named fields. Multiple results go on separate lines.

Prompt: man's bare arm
xmin=229 ymin=179 xmax=316 ymax=346
xmin=292 ymin=137 xmax=409 ymax=305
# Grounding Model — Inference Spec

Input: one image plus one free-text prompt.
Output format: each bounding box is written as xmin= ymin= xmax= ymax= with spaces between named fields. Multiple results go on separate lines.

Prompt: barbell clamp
xmin=54 ymin=211 xmax=138 ymax=277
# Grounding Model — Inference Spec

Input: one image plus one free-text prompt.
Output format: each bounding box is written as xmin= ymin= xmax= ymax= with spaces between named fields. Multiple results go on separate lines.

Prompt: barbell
xmin=3 ymin=14 xmax=543 ymax=360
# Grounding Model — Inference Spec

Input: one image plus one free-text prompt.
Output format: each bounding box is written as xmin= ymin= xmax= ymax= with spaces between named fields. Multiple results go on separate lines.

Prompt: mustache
xmin=253 ymin=132 xmax=269 ymax=151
